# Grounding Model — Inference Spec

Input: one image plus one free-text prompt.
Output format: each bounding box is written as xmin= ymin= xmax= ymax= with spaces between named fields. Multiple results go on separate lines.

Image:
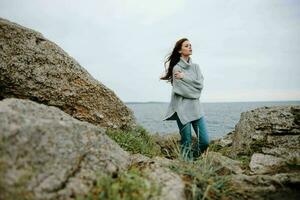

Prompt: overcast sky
xmin=1 ymin=0 xmax=299 ymax=102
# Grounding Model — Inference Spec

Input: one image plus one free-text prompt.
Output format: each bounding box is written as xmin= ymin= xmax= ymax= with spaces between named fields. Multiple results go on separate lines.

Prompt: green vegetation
xmin=168 ymin=148 xmax=240 ymax=200
xmin=208 ymin=143 xmax=233 ymax=158
xmin=151 ymin=133 xmax=182 ymax=159
xmin=78 ymin=167 xmax=161 ymax=200
xmin=104 ymin=125 xmax=244 ymax=199
xmin=208 ymin=143 xmax=223 ymax=152
xmin=105 ymin=125 xmax=162 ymax=158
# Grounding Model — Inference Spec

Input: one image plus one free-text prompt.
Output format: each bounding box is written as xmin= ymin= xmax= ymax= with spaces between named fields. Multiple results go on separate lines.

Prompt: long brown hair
xmin=160 ymin=38 xmax=189 ymax=85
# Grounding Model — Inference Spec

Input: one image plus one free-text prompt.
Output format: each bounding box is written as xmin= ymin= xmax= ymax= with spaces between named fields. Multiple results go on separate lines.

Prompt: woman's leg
xmin=191 ymin=116 xmax=210 ymax=157
xmin=174 ymin=113 xmax=193 ymax=160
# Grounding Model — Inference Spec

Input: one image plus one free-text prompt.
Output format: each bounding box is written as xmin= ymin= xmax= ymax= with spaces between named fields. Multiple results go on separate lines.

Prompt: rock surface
xmin=231 ymin=105 xmax=300 ymax=159
xmin=249 ymin=153 xmax=287 ymax=175
xmin=0 ymin=18 xmax=136 ymax=130
xmin=130 ymin=154 xmax=186 ymax=200
xmin=211 ymin=105 xmax=300 ymax=199
xmin=230 ymin=172 xmax=300 ymax=200
xmin=205 ymin=151 xmax=244 ymax=175
xmin=0 ymin=98 xmax=131 ymax=200
xmin=230 ymin=105 xmax=300 ymax=175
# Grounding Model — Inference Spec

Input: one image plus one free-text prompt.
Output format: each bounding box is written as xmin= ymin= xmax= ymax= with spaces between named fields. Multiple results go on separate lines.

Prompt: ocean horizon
xmin=125 ymin=100 xmax=300 ymax=140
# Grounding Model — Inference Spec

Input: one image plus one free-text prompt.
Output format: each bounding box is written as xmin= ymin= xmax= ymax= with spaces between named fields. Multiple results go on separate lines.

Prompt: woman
xmin=160 ymin=38 xmax=209 ymax=161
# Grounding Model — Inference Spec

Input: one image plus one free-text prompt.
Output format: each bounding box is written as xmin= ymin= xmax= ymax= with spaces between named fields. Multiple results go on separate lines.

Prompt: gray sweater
xmin=162 ymin=57 xmax=205 ymax=125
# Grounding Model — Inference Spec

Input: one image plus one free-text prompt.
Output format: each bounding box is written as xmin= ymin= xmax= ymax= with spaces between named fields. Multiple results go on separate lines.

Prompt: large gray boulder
xmin=0 ymin=18 xmax=136 ymax=130
xmin=230 ymin=105 xmax=300 ymax=174
xmin=0 ymin=98 xmax=131 ymax=200
xmin=210 ymin=105 xmax=300 ymax=199
xmin=231 ymin=106 xmax=300 ymax=155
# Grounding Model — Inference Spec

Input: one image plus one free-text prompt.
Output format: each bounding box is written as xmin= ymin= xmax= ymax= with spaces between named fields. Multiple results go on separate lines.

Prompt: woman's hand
xmin=174 ymin=71 xmax=184 ymax=79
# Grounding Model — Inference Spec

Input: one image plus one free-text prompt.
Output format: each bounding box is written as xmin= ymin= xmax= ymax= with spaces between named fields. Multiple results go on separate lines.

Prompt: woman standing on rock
xmin=160 ymin=38 xmax=209 ymax=161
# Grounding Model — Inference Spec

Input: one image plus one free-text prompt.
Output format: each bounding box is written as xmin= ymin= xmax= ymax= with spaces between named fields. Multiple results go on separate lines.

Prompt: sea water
xmin=126 ymin=101 xmax=300 ymax=140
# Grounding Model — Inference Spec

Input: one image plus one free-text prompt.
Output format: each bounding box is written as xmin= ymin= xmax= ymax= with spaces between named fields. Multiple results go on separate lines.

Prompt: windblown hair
xmin=160 ymin=38 xmax=189 ymax=85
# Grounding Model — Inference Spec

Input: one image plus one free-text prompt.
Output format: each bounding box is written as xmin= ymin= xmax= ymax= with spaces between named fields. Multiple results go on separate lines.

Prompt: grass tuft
xmin=168 ymin=147 xmax=240 ymax=200
xmin=105 ymin=125 xmax=162 ymax=158
xmin=77 ymin=167 xmax=161 ymax=200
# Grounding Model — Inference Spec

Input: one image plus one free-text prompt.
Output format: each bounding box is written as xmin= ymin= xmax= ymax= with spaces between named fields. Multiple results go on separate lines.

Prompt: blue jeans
xmin=173 ymin=112 xmax=210 ymax=160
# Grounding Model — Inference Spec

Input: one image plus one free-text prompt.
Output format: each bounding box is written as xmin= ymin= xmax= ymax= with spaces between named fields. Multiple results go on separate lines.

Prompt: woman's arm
xmin=181 ymin=64 xmax=203 ymax=90
xmin=172 ymin=66 xmax=202 ymax=99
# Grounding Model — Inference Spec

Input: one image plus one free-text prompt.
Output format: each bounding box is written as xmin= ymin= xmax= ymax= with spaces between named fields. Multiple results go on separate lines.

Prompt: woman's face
xmin=179 ymin=40 xmax=192 ymax=56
